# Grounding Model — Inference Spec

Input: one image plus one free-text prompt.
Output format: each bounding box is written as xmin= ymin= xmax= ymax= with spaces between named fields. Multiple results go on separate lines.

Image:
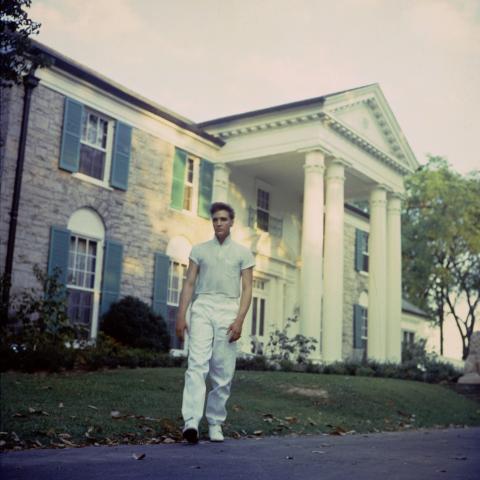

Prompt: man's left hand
xmin=227 ymin=321 xmax=242 ymax=343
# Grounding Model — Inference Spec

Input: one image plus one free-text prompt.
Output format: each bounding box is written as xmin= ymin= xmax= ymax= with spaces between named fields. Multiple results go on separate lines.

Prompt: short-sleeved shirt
xmin=189 ymin=235 xmax=255 ymax=298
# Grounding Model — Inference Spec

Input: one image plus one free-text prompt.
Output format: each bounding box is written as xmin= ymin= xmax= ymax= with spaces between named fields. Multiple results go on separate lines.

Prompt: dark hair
xmin=210 ymin=202 xmax=235 ymax=220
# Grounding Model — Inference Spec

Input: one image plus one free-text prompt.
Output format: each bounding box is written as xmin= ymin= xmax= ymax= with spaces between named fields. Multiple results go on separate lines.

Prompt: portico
xmin=203 ymin=83 xmax=418 ymax=363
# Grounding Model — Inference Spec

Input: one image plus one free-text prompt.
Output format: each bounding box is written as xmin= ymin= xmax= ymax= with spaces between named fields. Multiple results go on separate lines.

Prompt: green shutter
xmin=153 ymin=252 xmax=170 ymax=320
xmin=47 ymin=226 xmax=71 ymax=285
xmin=59 ymin=98 xmax=83 ymax=172
xmin=355 ymin=229 xmax=364 ymax=272
xmin=100 ymin=240 xmax=123 ymax=316
xmin=353 ymin=304 xmax=364 ymax=349
xmin=110 ymin=121 xmax=132 ymax=191
xmin=198 ymin=159 xmax=214 ymax=219
xmin=170 ymin=148 xmax=186 ymax=210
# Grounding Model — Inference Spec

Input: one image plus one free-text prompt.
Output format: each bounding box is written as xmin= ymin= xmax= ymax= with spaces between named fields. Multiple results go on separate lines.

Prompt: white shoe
xmin=182 ymin=422 xmax=199 ymax=444
xmin=209 ymin=424 xmax=224 ymax=442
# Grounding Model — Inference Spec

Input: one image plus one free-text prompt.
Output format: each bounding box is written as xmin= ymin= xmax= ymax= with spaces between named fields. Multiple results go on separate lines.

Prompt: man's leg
xmin=205 ymin=300 xmax=238 ymax=428
xmin=181 ymin=298 xmax=213 ymax=439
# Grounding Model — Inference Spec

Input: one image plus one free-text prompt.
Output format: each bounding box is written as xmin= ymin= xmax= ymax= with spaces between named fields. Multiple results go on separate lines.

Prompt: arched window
xmin=67 ymin=208 xmax=105 ymax=338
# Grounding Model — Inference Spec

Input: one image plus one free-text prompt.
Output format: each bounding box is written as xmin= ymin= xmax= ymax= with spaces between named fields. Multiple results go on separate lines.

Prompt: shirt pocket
xmin=224 ymin=258 xmax=240 ymax=278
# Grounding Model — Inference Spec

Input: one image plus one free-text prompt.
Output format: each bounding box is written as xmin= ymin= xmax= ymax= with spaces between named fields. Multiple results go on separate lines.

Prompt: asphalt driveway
xmin=1 ymin=427 xmax=479 ymax=480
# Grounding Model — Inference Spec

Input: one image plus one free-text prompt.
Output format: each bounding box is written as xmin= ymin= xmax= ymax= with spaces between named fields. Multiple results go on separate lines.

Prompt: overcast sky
xmin=30 ymin=0 xmax=479 ymax=174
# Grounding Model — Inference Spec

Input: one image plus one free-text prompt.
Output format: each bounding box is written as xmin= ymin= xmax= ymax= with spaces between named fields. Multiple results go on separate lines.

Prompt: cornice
xmin=209 ymin=100 xmax=411 ymax=176
xmin=319 ymin=112 xmax=411 ymax=175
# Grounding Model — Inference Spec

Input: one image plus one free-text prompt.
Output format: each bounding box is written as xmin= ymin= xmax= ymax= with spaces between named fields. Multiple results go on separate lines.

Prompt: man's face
xmin=212 ymin=209 xmax=233 ymax=238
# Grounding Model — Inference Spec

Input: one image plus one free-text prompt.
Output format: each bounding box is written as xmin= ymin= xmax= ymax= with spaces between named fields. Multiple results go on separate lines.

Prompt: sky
xmin=29 ymin=0 xmax=480 ymax=174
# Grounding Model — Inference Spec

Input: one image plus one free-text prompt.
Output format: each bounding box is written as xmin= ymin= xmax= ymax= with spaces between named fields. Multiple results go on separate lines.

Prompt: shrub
xmin=101 ymin=296 xmax=170 ymax=352
xmin=264 ymin=315 xmax=318 ymax=365
xmin=0 ymin=265 xmax=85 ymax=372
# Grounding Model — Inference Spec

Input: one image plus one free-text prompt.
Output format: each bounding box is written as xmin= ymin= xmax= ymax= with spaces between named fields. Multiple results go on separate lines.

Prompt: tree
xmin=0 ymin=0 xmax=44 ymax=87
xmin=402 ymin=156 xmax=480 ymax=359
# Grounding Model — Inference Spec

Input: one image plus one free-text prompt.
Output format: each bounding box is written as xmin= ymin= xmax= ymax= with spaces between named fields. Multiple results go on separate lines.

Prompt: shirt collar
xmin=213 ymin=234 xmax=232 ymax=246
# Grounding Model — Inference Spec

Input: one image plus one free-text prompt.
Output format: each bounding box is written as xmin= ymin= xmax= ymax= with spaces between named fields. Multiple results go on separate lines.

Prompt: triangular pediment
xmin=324 ymin=84 xmax=418 ymax=170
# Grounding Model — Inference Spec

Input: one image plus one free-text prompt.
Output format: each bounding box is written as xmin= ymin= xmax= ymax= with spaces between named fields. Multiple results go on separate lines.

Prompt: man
xmin=176 ymin=202 xmax=254 ymax=443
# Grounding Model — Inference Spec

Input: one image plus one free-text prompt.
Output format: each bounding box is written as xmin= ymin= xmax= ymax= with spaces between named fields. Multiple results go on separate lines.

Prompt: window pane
xmin=87 ymin=114 xmax=98 ymax=144
xmin=79 ymin=144 xmax=106 ymax=180
xmin=257 ymin=210 xmax=269 ymax=232
xmin=259 ymin=298 xmax=265 ymax=336
xmin=251 ymin=297 xmax=258 ymax=336
xmin=183 ymin=185 xmax=192 ymax=210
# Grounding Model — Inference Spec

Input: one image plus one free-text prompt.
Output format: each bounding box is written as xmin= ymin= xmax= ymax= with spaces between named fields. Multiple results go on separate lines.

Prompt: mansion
xmin=0 ymin=42 xmax=431 ymax=363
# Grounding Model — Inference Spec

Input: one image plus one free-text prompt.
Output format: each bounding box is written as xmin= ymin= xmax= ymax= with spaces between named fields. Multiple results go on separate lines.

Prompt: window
xmin=79 ymin=108 xmax=112 ymax=182
xmin=167 ymin=261 xmax=187 ymax=306
xmin=355 ymin=230 xmax=369 ymax=272
xmin=180 ymin=155 xmax=199 ymax=213
xmin=249 ymin=278 xmax=267 ymax=354
xmin=403 ymin=331 xmax=415 ymax=346
xmin=257 ymin=188 xmax=270 ymax=232
xmin=361 ymin=234 xmax=369 ymax=272
xmin=67 ymin=235 xmax=97 ymax=330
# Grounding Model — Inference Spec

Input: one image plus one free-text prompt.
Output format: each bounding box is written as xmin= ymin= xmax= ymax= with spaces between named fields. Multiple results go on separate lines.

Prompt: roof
xmin=198 ymin=84 xmax=377 ymax=127
xmin=402 ymin=299 xmax=430 ymax=319
xmin=30 ymin=41 xmax=224 ymax=147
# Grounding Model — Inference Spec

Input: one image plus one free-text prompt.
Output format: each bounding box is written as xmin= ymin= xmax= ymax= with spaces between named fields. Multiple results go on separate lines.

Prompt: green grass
xmin=1 ymin=368 xmax=479 ymax=449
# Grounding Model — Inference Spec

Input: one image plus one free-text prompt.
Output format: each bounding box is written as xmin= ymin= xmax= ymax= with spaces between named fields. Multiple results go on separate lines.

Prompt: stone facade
xmin=0 ymin=82 xmax=213 ymax=307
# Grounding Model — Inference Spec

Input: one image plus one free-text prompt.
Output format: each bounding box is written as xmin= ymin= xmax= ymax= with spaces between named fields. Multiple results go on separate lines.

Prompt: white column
xmin=300 ymin=150 xmax=325 ymax=354
xmin=368 ymin=186 xmax=388 ymax=361
xmin=212 ymin=163 xmax=230 ymax=203
xmin=386 ymin=194 xmax=402 ymax=363
xmin=322 ymin=160 xmax=345 ymax=362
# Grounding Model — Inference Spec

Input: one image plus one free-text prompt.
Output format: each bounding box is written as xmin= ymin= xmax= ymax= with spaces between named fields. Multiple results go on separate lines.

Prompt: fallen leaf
xmin=253 ymin=430 xmax=263 ymax=436
xmin=454 ymin=456 xmax=467 ymax=461
xmin=329 ymin=426 xmax=347 ymax=436
xmin=285 ymin=416 xmax=298 ymax=424
xmin=88 ymin=405 xmax=98 ymax=410
xmin=0 ymin=440 xmax=6 ymax=447
xmin=312 ymin=450 xmax=326 ymax=454
xmin=59 ymin=438 xmax=76 ymax=447
xmin=163 ymin=438 xmax=175 ymax=444
xmin=285 ymin=456 xmax=294 ymax=460
xmin=307 ymin=417 xmax=317 ymax=426
xmin=232 ymin=405 xmax=242 ymax=412
xmin=13 ymin=412 xmax=26 ymax=418
xmin=231 ymin=431 xmax=241 ymax=439
xmin=58 ymin=402 xmax=64 ymax=408
xmin=132 ymin=453 xmax=146 ymax=460
xmin=110 ymin=410 xmax=122 ymax=419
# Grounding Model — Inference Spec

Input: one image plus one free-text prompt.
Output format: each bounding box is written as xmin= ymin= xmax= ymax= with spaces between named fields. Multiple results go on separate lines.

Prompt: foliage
xmin=0 ymin=0 xmax=49 ymax=87
xmin=263 ymin=315 xmax=318 ymax=365
xmin=0 ymin=265 xmax=85 ymax=372
xmin=402 ymin=156 xmax=480 ymax=358
xmin=101 ymin=296 xmax=170 ymax=352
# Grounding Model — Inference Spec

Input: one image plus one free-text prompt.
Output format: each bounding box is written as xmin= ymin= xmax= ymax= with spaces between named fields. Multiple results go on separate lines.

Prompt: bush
xmin=101 ymin=296 xmax=170 ymax=352
xmin=0 ymin=266 xmax=85 ymax=372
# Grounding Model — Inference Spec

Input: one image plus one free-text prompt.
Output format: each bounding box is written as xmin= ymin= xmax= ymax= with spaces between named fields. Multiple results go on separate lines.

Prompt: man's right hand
xmin=175 ymin=316 xmax=188 ymax=341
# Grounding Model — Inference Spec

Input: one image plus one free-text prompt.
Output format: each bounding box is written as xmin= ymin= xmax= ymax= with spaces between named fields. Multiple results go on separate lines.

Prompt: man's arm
xmin=227 ymin=266 xmax=253 ymax=343
xmin=175 ymin=260 xmax=199 ymax=342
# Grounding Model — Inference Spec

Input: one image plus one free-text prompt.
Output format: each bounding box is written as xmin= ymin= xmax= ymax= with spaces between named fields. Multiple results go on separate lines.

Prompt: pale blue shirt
xmin=189 ymin=235 xmax=255 ymax=298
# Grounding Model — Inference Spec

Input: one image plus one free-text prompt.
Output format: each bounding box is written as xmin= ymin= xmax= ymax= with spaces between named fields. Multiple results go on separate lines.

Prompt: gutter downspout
xmin=2 ymin=73 xmax=39 ymax=318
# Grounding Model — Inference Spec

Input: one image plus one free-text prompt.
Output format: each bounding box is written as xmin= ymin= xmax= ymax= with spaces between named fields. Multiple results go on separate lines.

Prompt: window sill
xmin=72 ymin=172 xmax=114 ymax=191
xmin=358 ymin=271 xmax=369 ymax=278
xmin=168 ymin=206 xmax=205 ymax=219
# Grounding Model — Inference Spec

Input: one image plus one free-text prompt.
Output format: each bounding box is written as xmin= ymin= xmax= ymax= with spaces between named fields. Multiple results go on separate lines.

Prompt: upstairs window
xmin=79 ymin=109 xmax=111 ymax=181
xmin=183 ymin=156 xmax=198 ymax=212
xmin=257 ymin=188 xmax=270 ymax=232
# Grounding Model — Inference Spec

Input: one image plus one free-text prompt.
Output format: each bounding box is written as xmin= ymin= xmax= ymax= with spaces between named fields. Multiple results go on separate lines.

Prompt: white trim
xmin=37 ymin=67 xmax=220 ymax=160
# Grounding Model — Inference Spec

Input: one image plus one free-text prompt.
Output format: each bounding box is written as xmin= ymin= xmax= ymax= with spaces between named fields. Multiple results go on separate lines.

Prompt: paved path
xmin=1 ymin=427 xmax=479 ymax=480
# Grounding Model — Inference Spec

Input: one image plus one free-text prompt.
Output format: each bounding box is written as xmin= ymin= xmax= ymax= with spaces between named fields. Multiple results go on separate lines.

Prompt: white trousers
xmin=182 ymin=294 xmax=238 ymax=427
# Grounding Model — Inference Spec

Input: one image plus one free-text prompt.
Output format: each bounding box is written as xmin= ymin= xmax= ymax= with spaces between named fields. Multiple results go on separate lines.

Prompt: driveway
xmin=1 ymin=427 xmax=479 ymax=480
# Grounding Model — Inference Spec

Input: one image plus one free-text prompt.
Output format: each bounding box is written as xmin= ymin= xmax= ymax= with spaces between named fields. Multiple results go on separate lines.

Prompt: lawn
xmin=1 ymin=367 xmax=479 ymax=449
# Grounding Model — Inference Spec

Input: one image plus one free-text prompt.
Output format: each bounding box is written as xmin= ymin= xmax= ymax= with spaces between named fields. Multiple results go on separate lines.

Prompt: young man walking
xmin=176 ymin=202 xmax=254 ymax=443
